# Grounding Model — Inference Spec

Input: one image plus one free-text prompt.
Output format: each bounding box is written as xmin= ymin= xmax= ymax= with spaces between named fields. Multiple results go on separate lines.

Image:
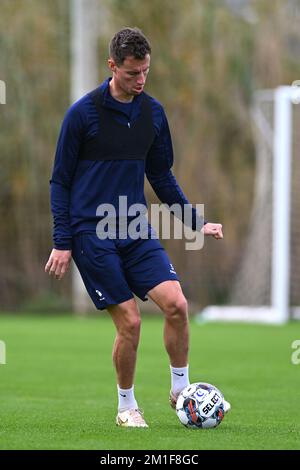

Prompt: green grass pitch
xmin=0 ymin=314 xmax=299 ymax=450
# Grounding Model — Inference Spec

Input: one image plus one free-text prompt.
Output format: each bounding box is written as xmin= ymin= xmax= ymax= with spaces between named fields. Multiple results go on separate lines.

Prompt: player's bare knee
xmin=164 ymin=295 xmax=188 ymax=323
xmin=120 ymin=314 xmax=141 ymax=341
xmin=127 ymin=315 xmax=141 ymax=334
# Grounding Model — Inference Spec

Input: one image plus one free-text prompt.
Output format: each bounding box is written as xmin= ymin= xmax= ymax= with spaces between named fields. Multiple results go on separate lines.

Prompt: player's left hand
xmin=201 ymin=223 xmax=223 ymax=240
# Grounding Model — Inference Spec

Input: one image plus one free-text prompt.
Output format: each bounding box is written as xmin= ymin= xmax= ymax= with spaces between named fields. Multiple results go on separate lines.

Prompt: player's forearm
xmin=147 ymin=170 xmax=206 ymax=230
xmin=50 ymin=181 xmax=72 ymax=250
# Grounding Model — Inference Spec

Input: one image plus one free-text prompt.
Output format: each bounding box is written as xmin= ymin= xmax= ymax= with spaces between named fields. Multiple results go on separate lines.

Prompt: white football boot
xmin=169 ymin=390 xmax=179 ymax=409
xmin=223 ymin=399 xmax=231 ymax=413
xmin=116 ymin=408 xmax=148 ymax=428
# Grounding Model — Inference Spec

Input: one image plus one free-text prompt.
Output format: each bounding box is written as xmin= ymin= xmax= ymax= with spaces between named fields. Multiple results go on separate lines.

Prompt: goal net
xmin=200 ymin=85 xmax=300 ymax=324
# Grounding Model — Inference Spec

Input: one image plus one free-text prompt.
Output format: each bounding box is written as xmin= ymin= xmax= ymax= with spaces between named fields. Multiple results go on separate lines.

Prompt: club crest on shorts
xmin=169 ymin=263 xmax=177 ymax=274
xmin=95 ymin=290 xmax=106 ymax=301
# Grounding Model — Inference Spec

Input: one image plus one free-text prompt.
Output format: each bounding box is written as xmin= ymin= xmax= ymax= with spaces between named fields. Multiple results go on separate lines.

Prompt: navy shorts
xmin=72 ymin=230 xmax=179 ymax=310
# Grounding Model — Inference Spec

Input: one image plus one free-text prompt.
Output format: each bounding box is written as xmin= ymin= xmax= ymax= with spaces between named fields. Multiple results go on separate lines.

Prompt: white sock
xmin=117 ymin=385 xmax=138 ymax=412
xmin=170 ymin=365 xmax=190 ymax=396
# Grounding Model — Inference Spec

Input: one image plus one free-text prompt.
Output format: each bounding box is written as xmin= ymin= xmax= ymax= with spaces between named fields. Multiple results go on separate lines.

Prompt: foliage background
xmin=0 ymin=0 xmax=300 ymax=311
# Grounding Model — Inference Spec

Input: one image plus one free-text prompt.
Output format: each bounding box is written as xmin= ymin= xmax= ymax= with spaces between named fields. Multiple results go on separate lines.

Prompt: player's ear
xmin=108 ymin=58 xmax=117 ymax=73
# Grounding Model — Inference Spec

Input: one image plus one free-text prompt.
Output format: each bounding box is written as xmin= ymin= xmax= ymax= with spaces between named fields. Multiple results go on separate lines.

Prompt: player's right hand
xmin=201 ymin=223 xmax=223 ymax=240
xmin=45 ymin=249 xmax=72 ymax=280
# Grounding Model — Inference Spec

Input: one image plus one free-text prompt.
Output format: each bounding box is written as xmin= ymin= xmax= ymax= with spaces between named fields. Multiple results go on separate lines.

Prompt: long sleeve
xmin=50 ymin=103 xmax=87 ymax=249
xmin=145 ymin=109 xmax=205 ymax=230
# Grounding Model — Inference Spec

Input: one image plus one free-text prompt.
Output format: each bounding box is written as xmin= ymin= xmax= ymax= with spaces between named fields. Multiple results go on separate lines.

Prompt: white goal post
xmin=199 ymin=85 xmax=300 ymax=325
xmin=70 ymin=0 xmax=101 ymax=313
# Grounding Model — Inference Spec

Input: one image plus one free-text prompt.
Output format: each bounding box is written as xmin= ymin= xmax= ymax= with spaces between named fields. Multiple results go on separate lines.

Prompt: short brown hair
xmin=109 ymin=27 xmax=151 ymax=66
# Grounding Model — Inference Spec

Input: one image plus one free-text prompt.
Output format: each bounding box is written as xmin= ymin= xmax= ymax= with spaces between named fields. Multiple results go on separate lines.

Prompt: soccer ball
xmin=176 ymin=382 xmax=225 ymax=429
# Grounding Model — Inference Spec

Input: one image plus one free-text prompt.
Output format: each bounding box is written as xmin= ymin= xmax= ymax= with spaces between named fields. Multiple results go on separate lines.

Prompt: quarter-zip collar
xmin=98 ymin=78 xmax=143 ymax=122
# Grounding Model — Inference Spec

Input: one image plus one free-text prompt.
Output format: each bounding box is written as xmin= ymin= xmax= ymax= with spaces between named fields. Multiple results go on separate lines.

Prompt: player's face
xmin=109 ymin=54 xmax=150 ymax=97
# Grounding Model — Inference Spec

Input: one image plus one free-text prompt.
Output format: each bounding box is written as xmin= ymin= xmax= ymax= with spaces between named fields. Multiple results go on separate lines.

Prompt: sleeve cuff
xmin=53 ymin=242 xmax=72 ymax=250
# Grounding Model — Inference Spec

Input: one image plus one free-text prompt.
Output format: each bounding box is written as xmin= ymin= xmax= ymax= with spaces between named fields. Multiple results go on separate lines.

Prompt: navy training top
xmin=50 ymin=78 xmax=205 ymax=249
